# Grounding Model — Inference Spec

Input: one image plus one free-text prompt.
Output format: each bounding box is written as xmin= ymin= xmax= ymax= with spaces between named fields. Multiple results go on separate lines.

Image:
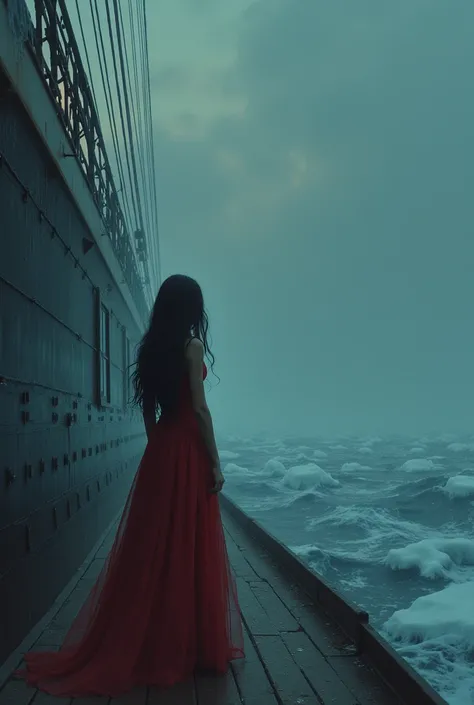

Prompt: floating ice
xmin=385 ymin=538 xmax=474 ymax=579
xmin=262 ymin=459 xmax=286 ymax=478
xmin=409 ymin=447 xmax=425 ymax=455
xmin=223 ymin=463 xmax=250 ymax=476
xmin=441 ymin=475 xmax=474 ymax=499
xmin=340 ymin=462 xmax=371 ymax=473
xmin=447 ymin=443 xmax=474 ymax=452
xmin=219 ymin=450 xmax=240 ymax=460
xmin=282 ymin=463 xmax=340 ymax=491
xmin=401 ymin=458 xmax=436 ymax=472
xmin=384 ymin=581 xmax=474 ymax=646
xmin=313 ymin=450 xmax=328 ymax=459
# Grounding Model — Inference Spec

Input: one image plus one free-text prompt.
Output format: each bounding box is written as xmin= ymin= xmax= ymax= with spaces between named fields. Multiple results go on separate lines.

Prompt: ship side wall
xmin=0 ymin=70 xmax=147 ymax=664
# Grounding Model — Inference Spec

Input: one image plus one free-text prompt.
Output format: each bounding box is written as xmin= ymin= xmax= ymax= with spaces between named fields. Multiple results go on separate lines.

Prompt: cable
xmin=76 ymin=0 xmax=160 ymax=301
xmin=118 ymin=0 xmax=148 ymax=233
xmin=111 ymin=0 xmax=155 ymax=304
xmin=74 ymin=0 xmax=99 ymax=113
xmin=133 ymin=0 xmax=158 ymax=292
xmin=142 ymin=0 xmax=162 ymax=286
xmin=104 ymin=0 xmax=140 ymax=231
xmin=87 ymin=0 xmax=134 ymax=238
xmin=118 ymin=0 xmax=155 ymax=301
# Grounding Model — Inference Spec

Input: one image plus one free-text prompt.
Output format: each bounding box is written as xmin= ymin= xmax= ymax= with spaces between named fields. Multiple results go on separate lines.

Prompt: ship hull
xmin=0 ymin=35 xmax=146 ymax=663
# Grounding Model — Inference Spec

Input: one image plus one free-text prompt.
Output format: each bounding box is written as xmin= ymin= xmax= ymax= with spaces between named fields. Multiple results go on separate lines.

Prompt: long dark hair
xmin=131 ymin=274 xmax=215 ymax=416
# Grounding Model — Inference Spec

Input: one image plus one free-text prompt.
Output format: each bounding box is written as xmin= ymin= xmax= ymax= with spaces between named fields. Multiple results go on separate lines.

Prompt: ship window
xmin=98 ymin=298 xmax=111 ymax=406
xmin=123 ymin=329 xmax=132 ymax=409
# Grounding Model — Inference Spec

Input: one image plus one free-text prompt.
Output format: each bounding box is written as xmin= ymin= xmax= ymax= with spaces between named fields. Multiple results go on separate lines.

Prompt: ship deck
xmin=0 ymin=498 xmax=441 ymax=705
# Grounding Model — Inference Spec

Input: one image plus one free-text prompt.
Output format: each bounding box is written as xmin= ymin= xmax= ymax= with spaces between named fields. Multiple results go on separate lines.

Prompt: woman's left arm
xmin=143 ymin=400 xmax=156 ymax=441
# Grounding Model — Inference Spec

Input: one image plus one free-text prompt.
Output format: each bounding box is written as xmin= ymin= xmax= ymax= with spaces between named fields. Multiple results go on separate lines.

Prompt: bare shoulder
xmin=185 ymin=337 xmax=204 ymax=361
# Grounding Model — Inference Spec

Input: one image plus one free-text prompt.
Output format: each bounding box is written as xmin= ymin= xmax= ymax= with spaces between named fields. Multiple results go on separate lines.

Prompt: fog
xmin=72 ymin=1 xmax=474 ymax=439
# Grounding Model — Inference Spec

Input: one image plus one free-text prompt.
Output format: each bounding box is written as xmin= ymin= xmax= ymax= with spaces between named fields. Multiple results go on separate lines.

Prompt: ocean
xmin=218 ymin=433 xmax=474 ymax=705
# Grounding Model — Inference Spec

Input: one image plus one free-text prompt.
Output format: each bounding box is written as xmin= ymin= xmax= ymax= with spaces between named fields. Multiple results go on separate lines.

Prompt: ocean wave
xmin=220 ymin=435 xmax=474 ymax=705
xmin=385 ymin=538 xmax=474 ymax=580
xmin=400 ymin=458 xmax=440 ymax=472
xmin=219 ymin=450 xmax=240 ymax=461
xmin=303 ymin=505 xmax=432 ymax=567
xmin=383 ymin=581 xmax=474 ymax=705
xmin=281 ymin=464 xmax=339 ymax=491
xmin=441 ymin=475 xmax=474 ymax=499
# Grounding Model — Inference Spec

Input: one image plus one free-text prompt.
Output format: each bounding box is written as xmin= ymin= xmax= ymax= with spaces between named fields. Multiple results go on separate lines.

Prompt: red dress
xmin=17 ymin=364 xmax=244 ymax=696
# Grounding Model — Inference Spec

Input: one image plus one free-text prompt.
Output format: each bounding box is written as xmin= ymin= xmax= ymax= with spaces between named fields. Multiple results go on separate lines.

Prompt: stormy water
xmin=218 ymin=434 xmax=474 ymax=705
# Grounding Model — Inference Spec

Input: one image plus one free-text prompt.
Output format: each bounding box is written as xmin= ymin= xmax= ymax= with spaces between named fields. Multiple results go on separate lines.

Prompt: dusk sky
xmin=67 ymin=1 xmax=474 ymax=438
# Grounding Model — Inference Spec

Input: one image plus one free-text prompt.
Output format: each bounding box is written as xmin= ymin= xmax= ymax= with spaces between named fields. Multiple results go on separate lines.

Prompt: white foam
xmin=330 ymin=444 xmax=347 ymax=450
xmin=223 ymin=463 xmax=250 ymax=476
xmin=261 ymin=458 xmax=286 ymax=478
xmin=384 ymin=582 xmax=474 ymax=705
xmin=409 ymin=447 xmax=425 ymax=455
xmin=441 ymin=475 xmax=474 ymax=499
xmin=340 ymin=462 xmax=371 ymax=473
xmin=384 ymin=581 xmax=474 ymax=646
xmin=313 ymin=449 xmax=328 ymax=459
xmin=447 ymin=443 xmax=474 ymax=452
xmin=401 ymin=458 xmax=436 ymax=472
xmin=282 ymin=463 xmax=340 ymax=491
xmin=358 ymin=446 xmax=373 ymax=454
xmin=385 ymin=538 xmax=474 ymax=579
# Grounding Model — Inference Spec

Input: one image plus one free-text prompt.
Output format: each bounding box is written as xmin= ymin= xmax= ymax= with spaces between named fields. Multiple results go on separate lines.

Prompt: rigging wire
xmin=87 ymin=0 xmax=135 ymax=238
xmin=140 ymin=0 xmax=162 ymax=285
xmin=117 ymin=0 xmax=155 ymax=296
xmin=75 ymin=0 xmax=162 ymax=299
xmin=134 ymin=0 xmax=157 ymax=281
xmin=130 ymin=0 xmax=159 ymax=293
xmin=74 ymin=0 xmax=99 ymax=113
xmin=142 ymin=0 xmax=162 ymax=286
xmin=110 ymin=0 xmax=153 ymax=305
xmin=138 ymin=0 xmax=160 ymax=293
xmin=103 ymin=0 xmax=140 ymax=232
xmin=118 ymin=0 xmax=148 ymax=229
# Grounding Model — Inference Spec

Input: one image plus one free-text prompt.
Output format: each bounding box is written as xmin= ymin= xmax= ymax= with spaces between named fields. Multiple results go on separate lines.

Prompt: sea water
xmin=218 ymin=434 xmax=474 ymax=705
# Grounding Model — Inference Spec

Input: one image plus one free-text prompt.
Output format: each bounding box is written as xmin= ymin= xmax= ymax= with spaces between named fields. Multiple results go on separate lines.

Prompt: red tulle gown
xmin=16 ymin=363 xmax=244 ymax=696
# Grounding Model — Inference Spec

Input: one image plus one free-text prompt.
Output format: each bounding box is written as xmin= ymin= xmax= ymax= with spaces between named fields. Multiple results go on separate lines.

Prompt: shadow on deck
xmin=0 ymin=496 xmax=447 ymax=705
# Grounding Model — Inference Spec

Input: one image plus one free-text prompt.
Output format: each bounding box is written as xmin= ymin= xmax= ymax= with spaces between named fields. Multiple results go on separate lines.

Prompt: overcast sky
xmin=68 ymin=0 xmax=474 ymax=439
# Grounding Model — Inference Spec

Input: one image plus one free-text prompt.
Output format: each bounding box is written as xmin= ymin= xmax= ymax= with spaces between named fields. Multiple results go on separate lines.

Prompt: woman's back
xmin=17 ymin=275 xmax=244 ymax=696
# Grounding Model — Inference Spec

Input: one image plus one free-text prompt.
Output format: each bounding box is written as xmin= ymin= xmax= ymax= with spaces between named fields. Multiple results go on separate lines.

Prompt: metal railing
xmin=5 ymin=0 xmax=150 ymax=323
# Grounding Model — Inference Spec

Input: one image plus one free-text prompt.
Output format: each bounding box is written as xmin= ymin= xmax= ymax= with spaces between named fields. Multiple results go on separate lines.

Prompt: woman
xmin=17 ymin=274 xmax=245 ymax=696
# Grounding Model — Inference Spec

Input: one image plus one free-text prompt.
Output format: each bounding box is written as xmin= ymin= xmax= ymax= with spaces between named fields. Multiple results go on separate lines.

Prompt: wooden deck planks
xmin=110 ymin=686 xmax=147 ymax=705
xmin=231 ymin=626 xmax=278 ymax=705
xmin=223 ymin=508 xmax=401 ymax=705
xmin=0 ymin=504 xmax=403 ymax=705
xmin=253 ymin=635 xmax=320 ymax=705
xmin=281 ymin=630 xmax=358 ymax=705
xmin=194 ymin=672 xmax=240 ymax=705
xmin=148 ymin=681 xmax=195 ymax=705
xmin=223 ymin=511 xmax=356 ymax=656
xmin=0 ymin=680 xmax=38 ymax=705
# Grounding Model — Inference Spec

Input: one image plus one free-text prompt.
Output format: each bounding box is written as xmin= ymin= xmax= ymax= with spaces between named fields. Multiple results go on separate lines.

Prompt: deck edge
xmin=220 ymin=493 xmax=449 ymax=705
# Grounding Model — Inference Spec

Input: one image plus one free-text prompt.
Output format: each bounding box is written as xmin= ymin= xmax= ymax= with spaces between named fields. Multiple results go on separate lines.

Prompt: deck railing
xmin=4 ymin=0 xmax=149 ymax=323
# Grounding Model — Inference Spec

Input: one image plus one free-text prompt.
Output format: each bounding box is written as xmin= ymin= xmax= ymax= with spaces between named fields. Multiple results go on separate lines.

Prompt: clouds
xmin=148 ymin=0 xmax=474 ymax=437
xmin=66 ymin=0 xmax=474 ymax=436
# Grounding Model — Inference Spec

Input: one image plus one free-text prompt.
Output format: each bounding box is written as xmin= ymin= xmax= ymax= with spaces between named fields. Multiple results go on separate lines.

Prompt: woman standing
xmin=18 ymin=274 xmax=244 ymax=696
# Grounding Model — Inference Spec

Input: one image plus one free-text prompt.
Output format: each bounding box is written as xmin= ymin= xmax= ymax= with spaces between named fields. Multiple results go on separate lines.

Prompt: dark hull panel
xmin=0 ymin=65 xmax=147 ymax=663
